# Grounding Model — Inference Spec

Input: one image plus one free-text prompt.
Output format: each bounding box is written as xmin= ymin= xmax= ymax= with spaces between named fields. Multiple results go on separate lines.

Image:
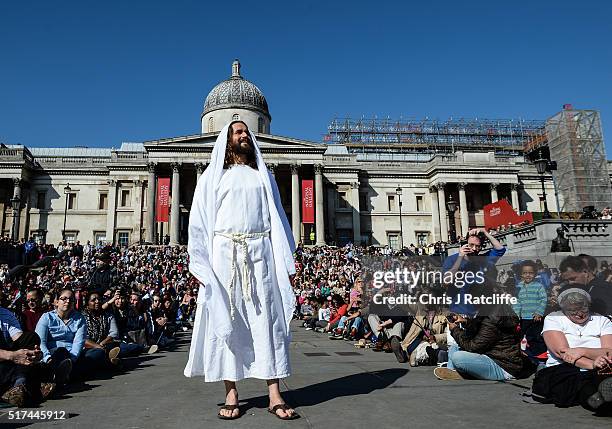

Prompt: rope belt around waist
xmin=214 ymin=230 xmax=270 ymax=319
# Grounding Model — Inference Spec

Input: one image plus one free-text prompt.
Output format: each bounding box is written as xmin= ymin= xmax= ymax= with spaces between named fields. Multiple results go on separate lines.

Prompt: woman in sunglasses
xmin=35 ymin=287 xmax=85 ymax=385
xmin=531 ymin=288 xmax=612 ymax=412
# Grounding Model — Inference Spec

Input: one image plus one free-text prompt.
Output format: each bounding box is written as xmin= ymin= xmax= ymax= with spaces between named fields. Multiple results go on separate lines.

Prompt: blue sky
xmin=1 ymin=1 xmax=611 ymax=154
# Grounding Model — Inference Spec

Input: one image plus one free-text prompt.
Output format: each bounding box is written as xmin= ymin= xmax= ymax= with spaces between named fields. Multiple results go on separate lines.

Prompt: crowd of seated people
xmin=2 ymin=234 xmax=611 ymax=414
xmin=293 ymin=239 xmax=612 ymax=414
xmin=0 ymin=242 xmax=198 ymax=408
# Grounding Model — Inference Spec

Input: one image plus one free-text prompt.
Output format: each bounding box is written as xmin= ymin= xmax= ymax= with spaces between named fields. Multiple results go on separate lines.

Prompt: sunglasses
xmin=58 ymin=296 xmax=74 ymax=302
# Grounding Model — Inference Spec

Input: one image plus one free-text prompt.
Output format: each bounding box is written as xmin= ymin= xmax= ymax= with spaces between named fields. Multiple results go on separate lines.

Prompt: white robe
xmin=188 ymin=165 xmax=291 ymax=382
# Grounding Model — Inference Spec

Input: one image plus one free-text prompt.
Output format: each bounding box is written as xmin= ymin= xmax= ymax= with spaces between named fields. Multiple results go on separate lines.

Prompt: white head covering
xmin=187 ymin=121 xmax=296 ymax=342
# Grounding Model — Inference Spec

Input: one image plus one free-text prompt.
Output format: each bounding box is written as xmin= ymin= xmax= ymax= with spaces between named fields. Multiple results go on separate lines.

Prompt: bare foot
xmin=219 ymin=388 xmax=239 ymax=418
xmin=269 ymin=398 xmax=296 ymax=419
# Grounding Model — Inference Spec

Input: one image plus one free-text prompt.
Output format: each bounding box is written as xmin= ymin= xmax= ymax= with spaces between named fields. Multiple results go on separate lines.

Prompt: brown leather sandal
xmin=217 ymin=404 xmax=241 ymax=420
xmin=268 ymin=403 xmax=300 ymax=420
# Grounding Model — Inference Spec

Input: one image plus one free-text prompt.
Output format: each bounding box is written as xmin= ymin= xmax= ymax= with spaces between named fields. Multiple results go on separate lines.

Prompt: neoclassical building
xmin=1 ymin=60 xmax=609 ymax=248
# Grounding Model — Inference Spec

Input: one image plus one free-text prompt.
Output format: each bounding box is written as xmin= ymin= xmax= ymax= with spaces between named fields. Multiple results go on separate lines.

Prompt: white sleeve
xmin=600 ymin=316 xmax=612 ymax=336
xmin=542 ymin=313 xmax=564 ymax=333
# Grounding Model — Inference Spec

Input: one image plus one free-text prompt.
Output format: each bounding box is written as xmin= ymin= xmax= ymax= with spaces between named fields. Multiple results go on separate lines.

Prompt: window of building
xmin=99 ymin=193 xmax=108 ymax=210
xmin=67 ymin=193 xmax=77 ymax=210
xmin=388 ymin=233 xmax=400 ymax=250
xmin=120 ymin=189 xmax=130 ymax=207
xmin=416 ymin=231 xmax=429 ymax=247
xmin=207 ymin=117 xmax=214 ymax=132
xmin=359 ymin=192 xmax=368 ymax=212
xmin=258 ymin=117 xmax=264 ymax=133
xmin=94 ymin=231 xmax=107 ymax=246
xmin=36 ymin=192 xmax=46 ymax=210
xmin=539 ymin=195 xmax=545 ymax=212
xmin=387 ymin=195 xmax=396 ymax=211
xmin=64 ymin=232 xmax=77 ymax=244
xmin=118 ymin=231 xmax=130 ymax=247
xmin=31 ymin=230 xmax=46 ymax=244
xmin=232 ymin=113 xmax=240 ymax=121
xmin=338 ymin=191 xmax=349 ymax=209
xmin=416 ymin=195 xmax=424 ymax=212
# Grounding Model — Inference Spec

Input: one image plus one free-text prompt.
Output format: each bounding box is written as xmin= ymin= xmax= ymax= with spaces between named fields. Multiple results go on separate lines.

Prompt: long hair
xmin=224 ymin=120 xmax=258 ymax=169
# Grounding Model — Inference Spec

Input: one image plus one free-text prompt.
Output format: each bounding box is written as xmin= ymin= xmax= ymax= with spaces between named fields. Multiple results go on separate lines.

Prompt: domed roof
xmin=202 ymin=60 xmax=270 ymax=118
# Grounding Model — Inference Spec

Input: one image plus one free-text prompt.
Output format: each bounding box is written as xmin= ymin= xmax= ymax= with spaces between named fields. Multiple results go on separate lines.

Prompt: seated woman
xmin=81 ymin=291 xmax=122 ymax=371
xmin=434 ymin=285 xmax=533 ymax=381
xmin=111 ymin=290 xmax=157 ymax=356
xmin=402 ymin=298 xmax=448 ymax=367
xmin=35 ymin=287 xmax=86 ymax=385
xmin=531 ymin=288 xmax=612 ymax=412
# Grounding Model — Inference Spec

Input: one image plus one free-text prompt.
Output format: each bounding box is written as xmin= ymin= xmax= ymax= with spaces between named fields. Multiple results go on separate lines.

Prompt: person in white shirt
xmin=531 ymin=288 xmax=612 ymax=411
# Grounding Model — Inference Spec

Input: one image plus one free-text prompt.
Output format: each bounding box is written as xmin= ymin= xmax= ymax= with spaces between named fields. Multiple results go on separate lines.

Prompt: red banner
xmin=156 ymin=178 xmax=170 ymax=222
xmin=302 ymin=180 xmax=314 ymax=224
xmin=483 ymin=199 xmax=533 ymax=230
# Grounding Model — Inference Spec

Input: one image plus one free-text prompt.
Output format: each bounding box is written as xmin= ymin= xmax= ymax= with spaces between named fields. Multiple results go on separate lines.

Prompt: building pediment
xmin=143 ymin=132 xmax=327 ymax=154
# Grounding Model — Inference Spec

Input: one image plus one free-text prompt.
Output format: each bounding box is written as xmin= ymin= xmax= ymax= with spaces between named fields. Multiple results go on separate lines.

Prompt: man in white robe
xmin=184 ymin=120 xmax=299 ymax=420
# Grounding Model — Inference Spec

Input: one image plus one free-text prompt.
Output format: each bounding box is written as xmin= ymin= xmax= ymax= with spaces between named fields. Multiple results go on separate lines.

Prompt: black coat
xmin=588 ymin=277 xmax=612 ymax=317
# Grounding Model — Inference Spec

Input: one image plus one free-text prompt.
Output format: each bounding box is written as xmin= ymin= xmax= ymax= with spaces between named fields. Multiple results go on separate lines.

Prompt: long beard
xmin=233 ymin=139 xmax=254 ymax=156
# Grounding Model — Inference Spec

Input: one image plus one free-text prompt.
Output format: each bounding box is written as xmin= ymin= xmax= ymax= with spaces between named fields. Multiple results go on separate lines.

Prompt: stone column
xmin=490 ymin=183 xmax=499 ymax=203
xmin=436 ymin=183 xmax=448 ymax=242
xmin=21 ymin=189 xmax=32 ymax=240
xmin=133 ymin=180 xmax=143 ymax=244
xmin=350 ymin=181 xmax=361 ymax=245
xmin=326 ymin=184 xmax=336 ymax=244
xmin=195 ymin=162 xmax=206 ymax=183
xmin=146 ymin=162 xmax=156 ymax=244
xmin=11 ymin=178 xmax=22 ymax=241
xmin=291 ymin=164 xmax=300 ymax=244
xmin=106 ymin=179 xmax=117 ymax=245
xmin=458 ymin=182 xmax=469 ymax=237
xmin=170 ymin=162 xmax=181 ymax=246
xmin=429 ymin=186 xmax=440 ymax=242
xmin=314 ymin=164 xmax=326 ymax=245
xmin=511 ymin=183 xmax=520 ymax=212
xmin=268 ymin=163 xmax=278 ymax=179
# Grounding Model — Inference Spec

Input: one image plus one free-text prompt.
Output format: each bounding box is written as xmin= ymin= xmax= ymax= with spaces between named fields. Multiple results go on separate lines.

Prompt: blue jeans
xmin=450 ymin=351 xmax=510 ymax=381
xmin=350 ymin=317 xmax=364 ymax=333
xmin=447 ymin=344 xmax=459 ymax=369
xmin=119 ymin=342 xmax=144 ymax=357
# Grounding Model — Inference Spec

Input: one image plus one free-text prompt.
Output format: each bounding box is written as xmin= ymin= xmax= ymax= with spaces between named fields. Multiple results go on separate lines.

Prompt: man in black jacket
xmin=89 ymin=252 xmax=116 ymax=292
xmin=560 ymin=255 xmax=612 ymax=318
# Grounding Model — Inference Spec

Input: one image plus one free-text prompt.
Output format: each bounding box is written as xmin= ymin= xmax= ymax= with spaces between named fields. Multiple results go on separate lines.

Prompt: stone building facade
xmin=1 ymin=61 xmax=610 ymax=248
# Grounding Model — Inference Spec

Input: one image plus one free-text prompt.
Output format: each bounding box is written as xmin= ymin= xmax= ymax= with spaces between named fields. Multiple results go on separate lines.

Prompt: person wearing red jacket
xmin=325 ymin=295 xmax=348 ymax=332
xmin=21 ymin=290 xmax=46 ymax=332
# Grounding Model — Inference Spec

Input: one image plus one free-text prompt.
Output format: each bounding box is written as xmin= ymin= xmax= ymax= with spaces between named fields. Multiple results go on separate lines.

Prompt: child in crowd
xmin=512 ymin=260 xmax=548 ymax=360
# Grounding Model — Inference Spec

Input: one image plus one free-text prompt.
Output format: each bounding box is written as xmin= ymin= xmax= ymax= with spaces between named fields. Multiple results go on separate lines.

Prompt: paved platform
xmin=1 ymin=322 xmax=610 ymax=428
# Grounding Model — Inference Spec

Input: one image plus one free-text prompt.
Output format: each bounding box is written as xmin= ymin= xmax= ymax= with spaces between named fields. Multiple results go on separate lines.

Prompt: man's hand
xmin=11 ymin=349 xmax=40 ymax=366
xmin=378 ymin=319 xmax=392 ymax=330
xmin=156 ymin=316 xmax=167 ymax=326
xmin=448 ymin=315 xmax=466 ymax=331
xmin=468 ymin=228 xmax=484 ymax=236
xmin=458 ymin=244 xmax=473 ymax=256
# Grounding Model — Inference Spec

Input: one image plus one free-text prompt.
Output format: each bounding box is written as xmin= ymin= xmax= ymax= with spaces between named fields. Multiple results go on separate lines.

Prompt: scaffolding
xmin=545 ymin=108 xmax=612 ymax=212
xmin=326 ymin=117 xmax=546 ymax=154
